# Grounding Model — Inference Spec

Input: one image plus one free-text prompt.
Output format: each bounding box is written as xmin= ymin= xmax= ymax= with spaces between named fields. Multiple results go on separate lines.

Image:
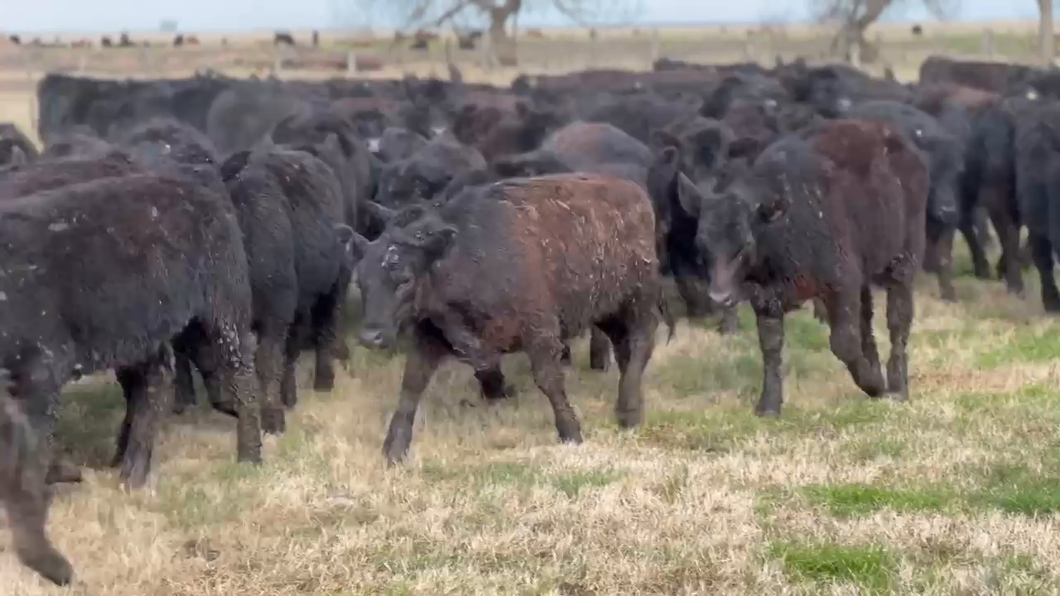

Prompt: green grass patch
xmin=803 ymin=483 xmax=955 ymax=517
xmin=551 ymin=468 xmax=624 ymax=498
xmin=847 ymin=437 xmax=907 ymax=462
xmin=639 ymin=408 xmax=767 ymax=452
xmin=785 ymin=313 xmax=830 ymax=352
xmin=648 ymin=350 xmax=759 ymax=397
xmin=55 ymin=382 xmax=127 ymax=467
xmin=768 ymin=541 xmax=897 ymax=591
xmin=973 ymin=475 xmax=1060 ymax=516
xmin=977 ymin=327 xmax=1060 ymax=369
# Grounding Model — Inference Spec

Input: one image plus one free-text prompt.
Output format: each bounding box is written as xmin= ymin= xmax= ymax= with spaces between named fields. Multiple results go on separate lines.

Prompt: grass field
xmin=4 ymin=28 xmax=1060 ymax=593
xmin=2 ymin=215 xmax=1060 ymax=594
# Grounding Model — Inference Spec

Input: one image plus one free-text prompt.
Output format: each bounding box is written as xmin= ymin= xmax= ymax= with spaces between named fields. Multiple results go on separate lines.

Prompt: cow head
xmin=344 ymin=202 xmax=457 ymax=349
xmin=677 ymin=166 xmax=786 ymax=308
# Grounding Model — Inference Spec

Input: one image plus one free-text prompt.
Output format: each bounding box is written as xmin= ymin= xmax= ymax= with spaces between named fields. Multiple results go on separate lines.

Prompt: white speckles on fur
xmin=47 ymin=222 xmax=69 ymax=232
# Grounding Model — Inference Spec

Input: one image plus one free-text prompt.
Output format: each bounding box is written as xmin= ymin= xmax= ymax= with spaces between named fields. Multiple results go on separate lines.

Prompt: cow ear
xmin=675 ymin=172 xmax=701 ymax=217
xmin=757 ymin=195 xmax=789 ymax=224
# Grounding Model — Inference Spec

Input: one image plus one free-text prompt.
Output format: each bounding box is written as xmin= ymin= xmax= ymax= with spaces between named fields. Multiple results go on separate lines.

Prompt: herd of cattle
xmin=0 ymin=53 xmax=1058 ymax=585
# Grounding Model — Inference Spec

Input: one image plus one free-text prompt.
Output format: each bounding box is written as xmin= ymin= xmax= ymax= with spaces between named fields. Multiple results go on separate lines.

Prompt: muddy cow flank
xmin=346 ymin=174 xmax=663 ymax=464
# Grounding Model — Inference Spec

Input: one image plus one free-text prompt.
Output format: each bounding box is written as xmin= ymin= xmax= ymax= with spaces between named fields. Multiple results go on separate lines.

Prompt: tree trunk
xmin=1040 ymin=0 xmax=1055 ymax=66
xmin=834 ymin=24 xmax=879 ymax=64
xmin=486 ymin=0 xmax=521 ymax=66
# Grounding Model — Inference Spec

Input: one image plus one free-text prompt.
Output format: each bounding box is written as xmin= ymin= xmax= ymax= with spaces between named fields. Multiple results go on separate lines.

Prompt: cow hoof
xmin=589 ymin=359 xmax=610 ymax=372
xmin=261 ymin=409 xmax=286 ymax=435
xmin=19 ymin=547 xmax=73 ymax=587
xmin=313 ymin=376 xmax=335 ymax=392
xmin=755 ymin=408 xmax=781 ymax=418
xmin=616 ymin=410 xmax=643 ymax=429
xmin=383 ymin=427 xmax=412 ymax=465
xmin=557 ymin=421 xmax=583 ymax=444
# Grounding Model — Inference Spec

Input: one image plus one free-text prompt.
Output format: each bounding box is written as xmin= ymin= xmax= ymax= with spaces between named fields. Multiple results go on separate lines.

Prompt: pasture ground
xmin=4 ymin=29 xmax=1060 ymax=594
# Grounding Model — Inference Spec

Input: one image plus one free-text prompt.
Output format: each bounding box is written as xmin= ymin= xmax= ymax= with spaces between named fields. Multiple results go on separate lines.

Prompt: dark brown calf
xmin=347 ymin=174 xmax=663 ymax=463
xmin=680 ymin=119 xmax=929 ymax=416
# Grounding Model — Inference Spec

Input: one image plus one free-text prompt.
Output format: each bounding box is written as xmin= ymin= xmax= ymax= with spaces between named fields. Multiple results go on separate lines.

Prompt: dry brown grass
xmin=3 ymin=31 xmax=1060 ymax=593
xmin=1 ymin=230 xmax=1059 ymax=595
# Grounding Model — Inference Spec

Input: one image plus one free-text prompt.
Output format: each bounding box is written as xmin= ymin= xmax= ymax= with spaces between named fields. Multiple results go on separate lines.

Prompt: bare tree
xmin=384 ymin=0 xmax=639 ymax=64
xmin=813 ymin=0 xmax=955 ymax=64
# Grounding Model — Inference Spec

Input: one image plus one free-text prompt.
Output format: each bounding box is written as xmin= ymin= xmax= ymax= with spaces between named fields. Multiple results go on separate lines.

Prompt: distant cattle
xmin=275 ymin=31 xmax=295 ymax=46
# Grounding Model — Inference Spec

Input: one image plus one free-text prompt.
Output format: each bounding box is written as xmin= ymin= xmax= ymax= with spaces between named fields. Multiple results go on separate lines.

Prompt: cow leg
xmin=983 ymin=189 xmax=1026 ymax=292
xmin=922 ymin=219 xmax=941 ymax=274
xmin=959 ymin=203 xmax=991 ymax=280
xmin=588 ymin=327 xmax=612 ymax=371
xmin=885 ymin=281 xmax=915 ymax=401
xmin=383 ymin=331 xmax=445 ymax=465
xmin=601 ymin=309 xmax=656 ymax=429
xmin=826 ymin=288 xmax=885 ymax=397
xmin=202 ymin=317 xmax=263 ymax=465
xmin=1 ymin=397 xmax=72 ymax=586
xmin=717 ymin=305 xmax=739 ymax=334
xmin=112 ymin=354 xmax=170 ymax=489
xmin=256 ymin=323 xmax=287 ymax=435
xmin=560 ymin=344 xmax=573 ymax=366
xmin=933 ymin=223 xmax=957 ymax=302
xmin=281 ymin=319 xmax=306 ymax=409
xmin=974 ymin=205 xmax=995 ymax=249
xmin=175 ymin=324 xmax=230 ymax=417
xmin=311 ymin=282 xmax=346 ymax=392
xmin=858 ymin=285 xmax=884 ymax=381
xmin=527 ymin=334 xmax=582 ymax=445
xmin=753 ymin=308 xmax=785 ymax=416
xmin=474 ymin=366 xmax=515 ymax=401
xmin=171 ymin=345 xmax=197 ymax=415
xmin=989 ymin=201 xmax=1025 ymax=295
xmin=17 ymin=358 xmax=80 ymax=487
xmin=1030 ymin=233 xmax=1060 ymax=312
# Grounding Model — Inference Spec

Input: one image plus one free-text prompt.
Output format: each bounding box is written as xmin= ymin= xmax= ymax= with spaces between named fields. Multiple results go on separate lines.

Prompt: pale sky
xmin=1 ymin=0 xmax=1045 ymax=34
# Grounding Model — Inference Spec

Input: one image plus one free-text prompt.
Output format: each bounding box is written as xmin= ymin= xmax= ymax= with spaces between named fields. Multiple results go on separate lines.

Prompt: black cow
xmin=0 ymin=173 xmax=264 ymax=497
xmin=846 ymin=100 xmax=962 ymax=301
xmin=219 ymin=146 xmax=352 ymax=415
xmin=674 ymin=119 xmax=929 ymax=416
xmin=1014 ymin=100 xmax=1060 ymax=312
xmin=347 ymin=174 xmax=664 ymax=464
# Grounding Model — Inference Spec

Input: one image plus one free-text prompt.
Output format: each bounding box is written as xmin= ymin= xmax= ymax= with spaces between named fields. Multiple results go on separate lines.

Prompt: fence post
xmin=982 ymin=28 xmax=995 ymax=58
xmin=273 ymin=49 xmax=282 ymax=77
xmin=850 ymin=42 xmax=861 ymax=69
xmin=347 ymin=50 xmax=357 ymax=76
